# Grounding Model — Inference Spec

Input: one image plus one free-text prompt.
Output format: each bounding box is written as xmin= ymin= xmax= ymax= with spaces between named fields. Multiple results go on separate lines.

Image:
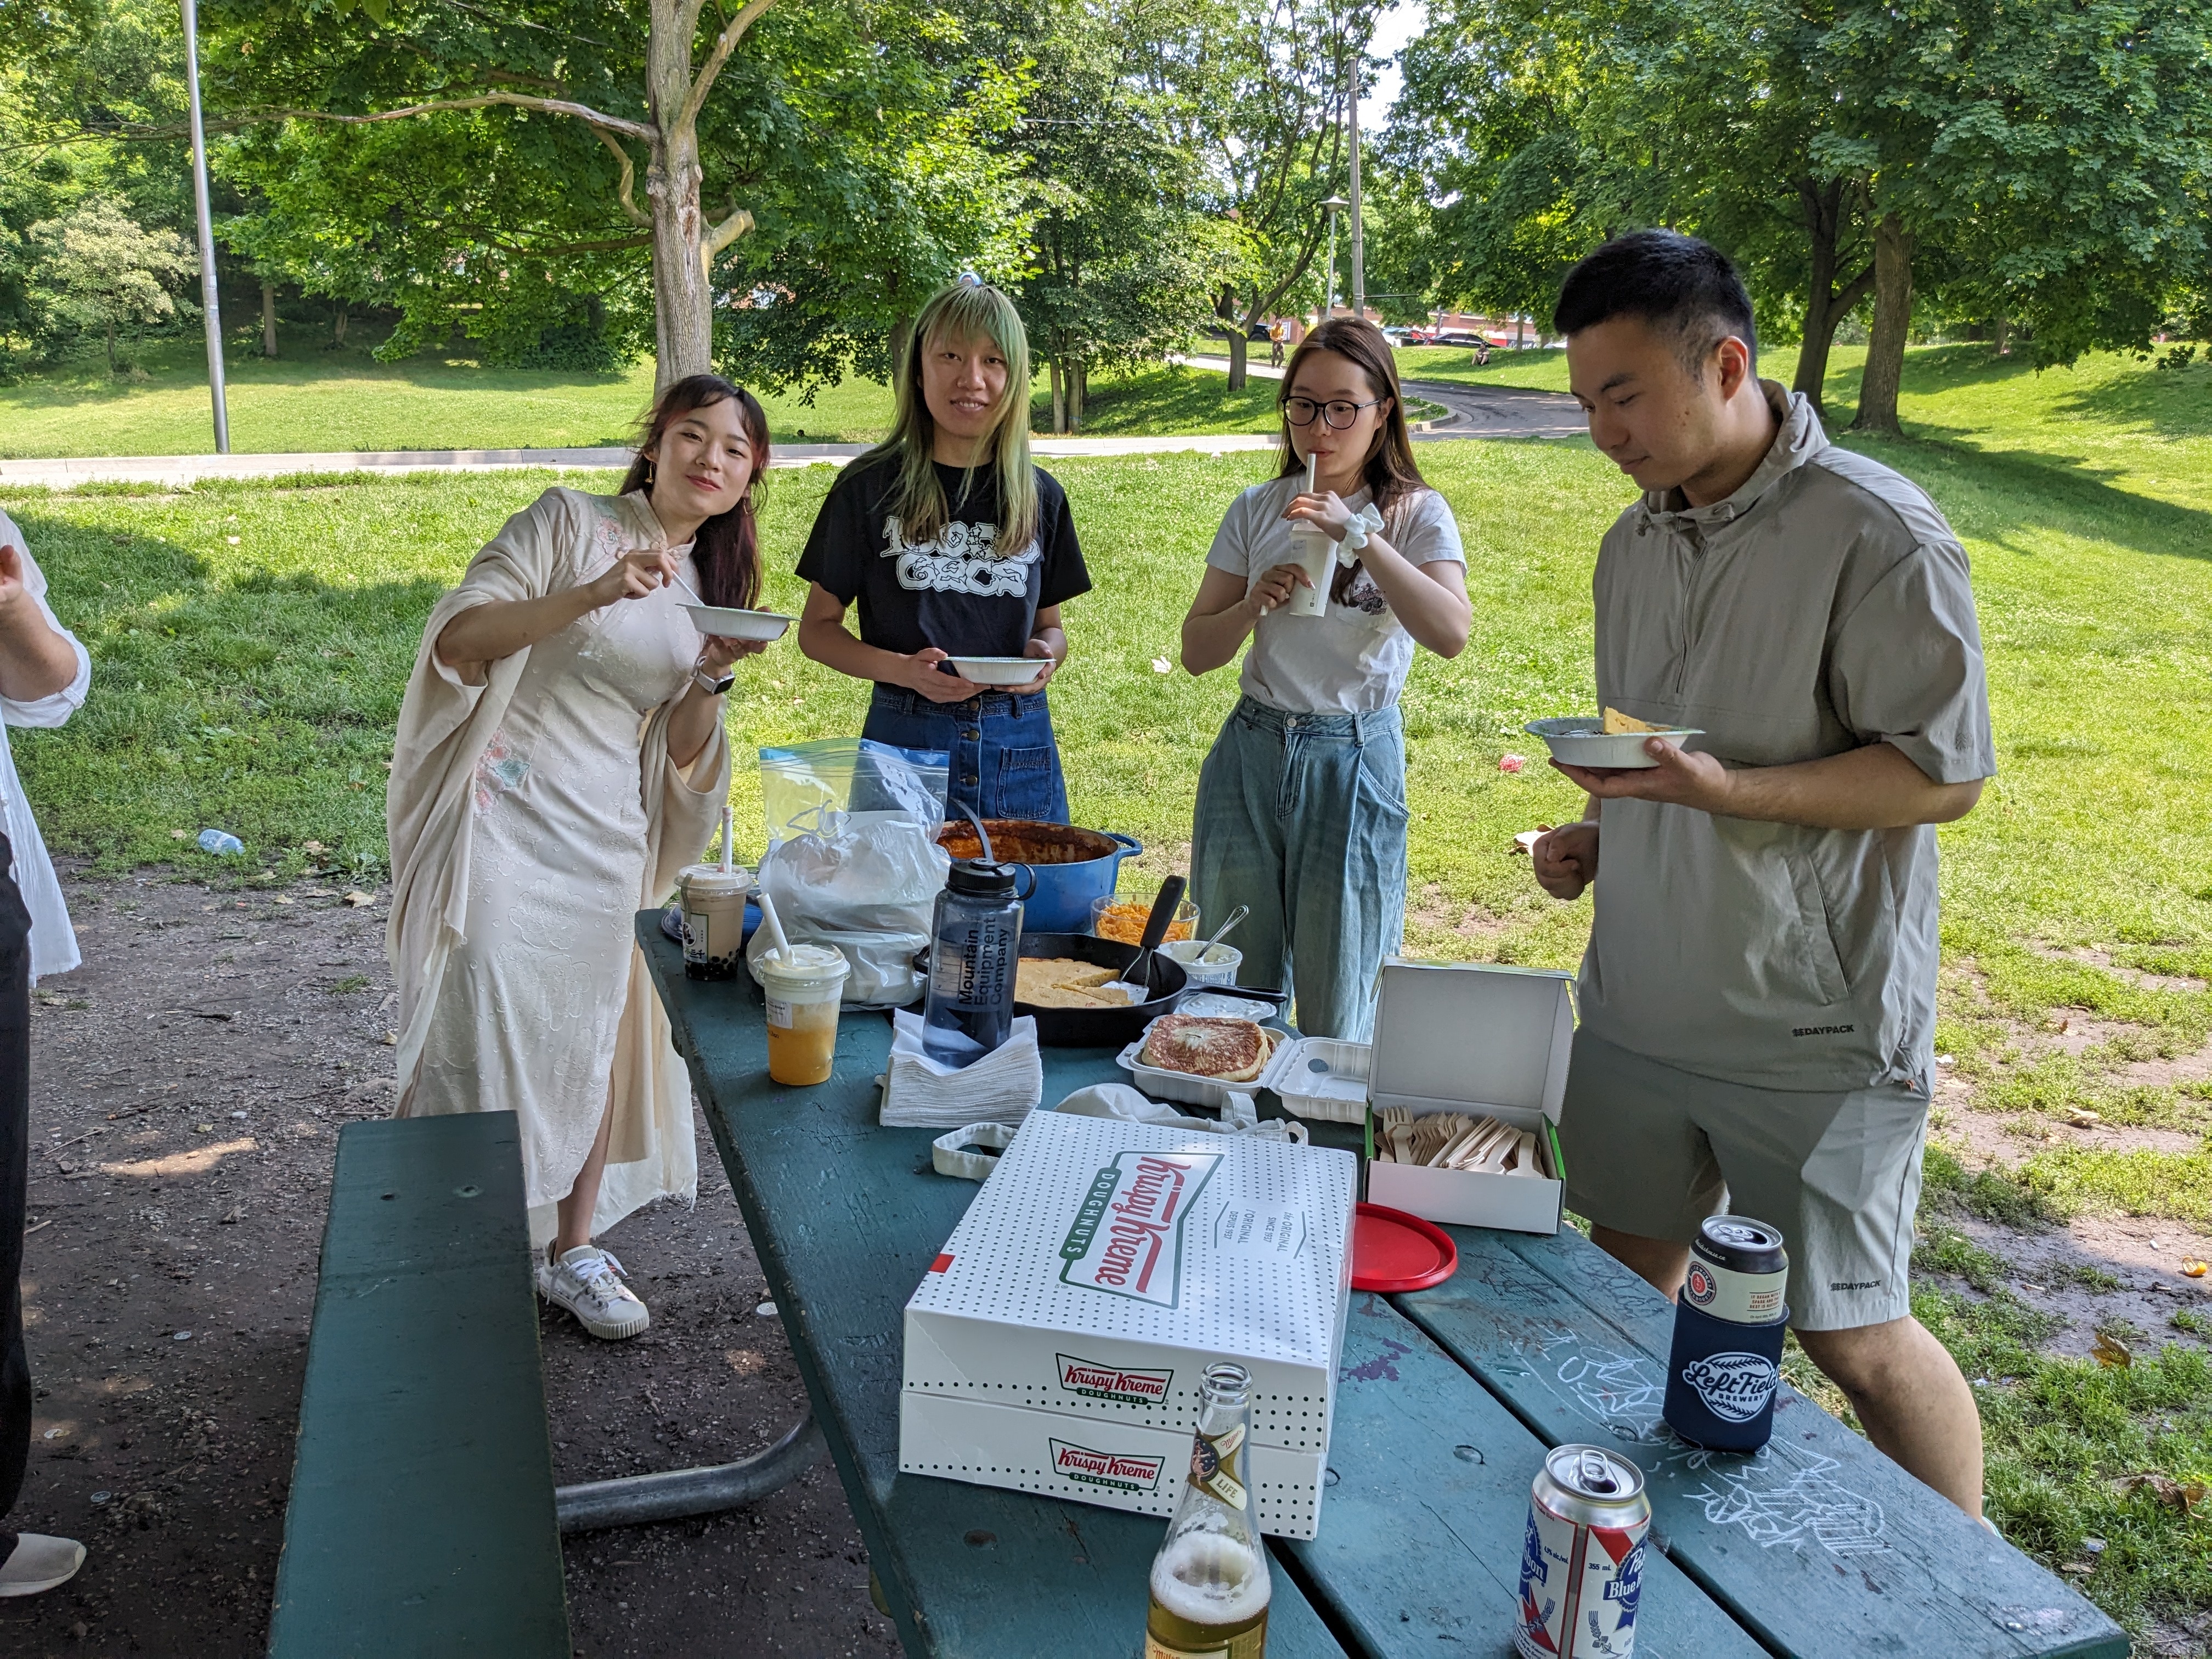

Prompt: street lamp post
xmin=180 ymin=0 xmax=230 ymax=454
xmin=1320 ymin=194 xmax=1350 ymax=318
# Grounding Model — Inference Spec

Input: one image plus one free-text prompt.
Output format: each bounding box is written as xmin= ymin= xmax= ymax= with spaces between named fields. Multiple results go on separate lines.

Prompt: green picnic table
xmin=639 ymin=917 xmax=2125 ymax=1659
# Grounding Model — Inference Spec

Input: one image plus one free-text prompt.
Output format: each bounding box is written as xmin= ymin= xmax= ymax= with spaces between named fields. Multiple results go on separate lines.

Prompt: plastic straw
xmin=1306 ymin=450 xmax=1317 ymax=495
xmin=755 ymin=888 xmax=791 ymax=963
xmin=718 ymin=805 xmax=733 ymax=873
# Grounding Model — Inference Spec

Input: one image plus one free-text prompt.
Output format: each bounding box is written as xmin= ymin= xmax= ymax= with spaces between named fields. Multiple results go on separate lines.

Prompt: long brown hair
xmin=619 ymin=374 xmax=769 ymax=609
xmin=1276 ymin=318 xmax=1428 ymax=602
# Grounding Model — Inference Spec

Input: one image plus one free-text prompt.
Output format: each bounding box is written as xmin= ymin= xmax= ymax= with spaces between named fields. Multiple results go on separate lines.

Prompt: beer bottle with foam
xmin=1146 ymin=1362 xmax=1272 ymax=1658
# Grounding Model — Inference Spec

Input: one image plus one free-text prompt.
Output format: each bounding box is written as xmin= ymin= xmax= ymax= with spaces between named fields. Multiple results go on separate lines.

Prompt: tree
xmin=988 ymin=0 xmax=1234 ymax=431
xmin=1163 ymin=0 xmax=1376 ymax=389
xmin=27 ymin=196 xmax=195 ymax=371
xmin=189 ymin=0 xmax=1027 ymax=386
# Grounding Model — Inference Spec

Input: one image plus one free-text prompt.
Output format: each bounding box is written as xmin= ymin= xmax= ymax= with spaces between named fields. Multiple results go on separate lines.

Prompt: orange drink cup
xmin=758 ymin=944 xmax=849 ymax=1086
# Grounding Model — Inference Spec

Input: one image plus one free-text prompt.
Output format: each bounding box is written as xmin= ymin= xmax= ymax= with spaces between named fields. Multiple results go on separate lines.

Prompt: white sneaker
xmin=537 ymin=1245 xmax=650 ymax=1340
xmin=0 ymin=1534 xmax=86 ymax=1597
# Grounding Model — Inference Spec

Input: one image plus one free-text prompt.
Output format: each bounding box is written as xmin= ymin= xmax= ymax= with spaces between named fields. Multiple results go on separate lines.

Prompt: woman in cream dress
xmin=386 ymin=375 xmax=770 ymax=1339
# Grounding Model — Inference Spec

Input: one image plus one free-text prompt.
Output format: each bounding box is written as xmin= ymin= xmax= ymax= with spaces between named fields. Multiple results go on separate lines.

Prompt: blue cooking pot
xmin=934 ymin=820 xmax=1144 ymax=935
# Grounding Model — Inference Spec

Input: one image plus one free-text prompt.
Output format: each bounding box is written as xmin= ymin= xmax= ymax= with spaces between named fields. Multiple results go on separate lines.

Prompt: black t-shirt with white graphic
xmin=797 ymin=456 xmax=1090 ymax=662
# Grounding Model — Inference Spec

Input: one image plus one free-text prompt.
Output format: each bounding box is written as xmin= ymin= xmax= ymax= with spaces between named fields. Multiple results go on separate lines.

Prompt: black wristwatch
xmin=691 ymin=663 xmax=736 ymax=697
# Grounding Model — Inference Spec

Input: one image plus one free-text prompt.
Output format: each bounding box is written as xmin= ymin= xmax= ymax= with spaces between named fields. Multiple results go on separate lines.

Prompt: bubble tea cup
xmin=758 ymin=944 xmax=849 ymax=1086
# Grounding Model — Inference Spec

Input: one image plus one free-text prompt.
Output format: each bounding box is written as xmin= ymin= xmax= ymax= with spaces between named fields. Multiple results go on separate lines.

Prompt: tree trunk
xmin=1515 ymin=314 xmax=1526 ymax=348
xmin=644 ymin=7 xmax=714 ymax=391
xmin=890 ymin=314 xmax=915 ymax=382
xmin=1994 ymin=314 xmax=2010 ymax=356
xmin=1070 ymin=362 xmax=1086 ymax=433
xmin=262 ymin=280 xmax=279 ymax=358
xmin=104 ymin=317 xmax=116 ymax=375
xmin=1226 ymin=329 xmax=1248 ymax=391
xmin=1051 ymin=359 xmax=1067 ymax=435
xmin=1852 ymin=214 xmax=1913 ymax=436
xmin=332 ymin=300 xmax=348 ymax=347
xmin=1792 ymin=179 xmax=1873 ymax=415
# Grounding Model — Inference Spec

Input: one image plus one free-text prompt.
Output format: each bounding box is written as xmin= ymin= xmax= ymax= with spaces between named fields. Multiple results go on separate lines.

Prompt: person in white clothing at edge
xmin=0 ymin=511 xmax=92 ymax=1598
xmin=1529 ymin=231 xmax=1997 ymax=1519
xmin=386 ymin=376 xmax=769 ymax=1343
xmin=1180 ymin=317 xmax=1471 ymax=1039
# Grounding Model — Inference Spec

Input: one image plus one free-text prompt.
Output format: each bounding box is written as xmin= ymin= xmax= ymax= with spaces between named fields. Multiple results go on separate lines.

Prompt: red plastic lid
xmin=1351 ymin=1203 xmax=1458 ymax=1293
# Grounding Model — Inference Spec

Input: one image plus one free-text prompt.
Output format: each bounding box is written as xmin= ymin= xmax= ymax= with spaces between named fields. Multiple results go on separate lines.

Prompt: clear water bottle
xmin=921 ymin=851 xmax=1024 ymax=1068
xmin=196 ymin=828 xmax=245 ymax=857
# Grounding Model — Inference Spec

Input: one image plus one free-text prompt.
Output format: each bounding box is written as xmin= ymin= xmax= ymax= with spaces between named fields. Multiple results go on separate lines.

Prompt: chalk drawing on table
xmin=1674 ymin=1440 xmax=1889 ymax=1557
xmin=1521 ymin=1331 xmax=1889 ymax=1557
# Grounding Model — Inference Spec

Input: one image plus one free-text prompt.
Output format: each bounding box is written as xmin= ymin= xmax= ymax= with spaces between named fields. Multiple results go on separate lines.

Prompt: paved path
xmin=0 ymin=431 xmax=1283 ymax=491
xmin=1174 ymin=354 xmax=1587 ymax=441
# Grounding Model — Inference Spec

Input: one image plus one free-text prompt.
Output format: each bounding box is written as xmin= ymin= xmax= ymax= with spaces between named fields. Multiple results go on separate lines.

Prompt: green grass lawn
xmin=0 ymin=331 xmax=1295 ymax=456
xmin=7 ymin=342 xmax=2212 ymax=1639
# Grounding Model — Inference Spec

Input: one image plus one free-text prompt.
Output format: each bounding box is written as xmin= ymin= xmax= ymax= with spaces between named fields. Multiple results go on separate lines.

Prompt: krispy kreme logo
xmin=1059 ymin=1150 xmax=1221 ymax=1307
xmin=1680 ymin=1351 xmax=1780 ymax=1423
xmin=1048 ymin=1438 xmax=1167 ymax=1493
xmin=1057 ymin=1353 xmax=1173 ymax=1404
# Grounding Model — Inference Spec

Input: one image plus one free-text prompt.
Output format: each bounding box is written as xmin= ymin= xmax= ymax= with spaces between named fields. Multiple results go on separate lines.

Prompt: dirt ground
xmin=0 ymin=867 xmax=903 ymax=1658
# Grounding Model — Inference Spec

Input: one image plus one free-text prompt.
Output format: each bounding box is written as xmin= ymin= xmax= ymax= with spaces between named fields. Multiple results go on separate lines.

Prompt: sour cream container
xmin=678 ymin=864 xmax=752 ymax=981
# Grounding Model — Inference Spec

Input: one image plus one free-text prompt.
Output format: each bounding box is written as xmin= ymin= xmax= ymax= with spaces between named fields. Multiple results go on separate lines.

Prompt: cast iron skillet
xmin=1013 ymin=932 xmax=1189 ymax=1048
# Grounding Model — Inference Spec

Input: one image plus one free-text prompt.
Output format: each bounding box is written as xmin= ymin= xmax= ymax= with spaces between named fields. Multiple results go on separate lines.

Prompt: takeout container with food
xmin=1524 ymin=715 xmax=1703 ymax=770
xmin=936 ymin=820 xmax=1141 ymax=934
xmin=1360 ymin=961 xmax=1574 ymax=1235
xmin=1116 ymin=1011 xmax=1287 ymax=1111
xmin=682 ymin=604 xmax=795 ymax=642
xmin=900 ymin=1110 xmax=1355 ymax=1538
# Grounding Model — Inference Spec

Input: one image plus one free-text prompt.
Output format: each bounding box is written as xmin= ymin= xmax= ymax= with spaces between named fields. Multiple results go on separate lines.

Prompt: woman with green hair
xmin=797 ymin=278 xmax=1091 ymax=821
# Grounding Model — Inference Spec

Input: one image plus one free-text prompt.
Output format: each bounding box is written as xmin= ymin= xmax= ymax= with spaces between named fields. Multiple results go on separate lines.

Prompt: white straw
xmin=719 ymin=805 xmax=733 ymax=873
xmin=755 ymin=888 xmax=791 ymax=963
xmin=1306 ymin=450 xmax=1317 ymax=495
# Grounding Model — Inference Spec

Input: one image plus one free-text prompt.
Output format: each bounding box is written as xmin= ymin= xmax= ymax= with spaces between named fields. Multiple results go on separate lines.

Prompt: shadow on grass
xmin=1838 ymin=430 xmax=2212 ymax=564
xmin=15 ymin=503 xmax=446 ymax=872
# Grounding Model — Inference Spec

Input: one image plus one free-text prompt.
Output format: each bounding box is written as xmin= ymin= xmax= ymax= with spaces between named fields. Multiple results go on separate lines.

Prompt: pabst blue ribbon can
xmin=1514 ymin=1444 xmax=1650 ymax=1659
xmin=1681 ymin=1216 xmax=1788 ymax=1324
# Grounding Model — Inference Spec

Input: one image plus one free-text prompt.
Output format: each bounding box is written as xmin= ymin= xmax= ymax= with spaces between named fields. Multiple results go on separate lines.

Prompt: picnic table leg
xmin=553 ymin=1409 xmax=825 ymax=1533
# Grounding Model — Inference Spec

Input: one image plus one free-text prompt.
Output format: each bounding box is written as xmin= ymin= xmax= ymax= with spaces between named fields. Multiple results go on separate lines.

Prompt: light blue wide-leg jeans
xmin=1188 ymin=697 xmax=1410 ymax=1040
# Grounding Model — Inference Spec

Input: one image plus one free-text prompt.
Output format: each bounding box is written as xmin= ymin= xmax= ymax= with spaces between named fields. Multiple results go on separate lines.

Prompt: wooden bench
xmin=267 ymin=1113 xmax=571 ymax=1658
xmin=640 ymin=914 xmax=2128 ymax=1659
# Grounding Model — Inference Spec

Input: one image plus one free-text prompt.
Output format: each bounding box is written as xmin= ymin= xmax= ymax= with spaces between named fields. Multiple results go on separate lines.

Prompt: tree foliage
xmin=26 ymin=194 xmax=196 ymax=371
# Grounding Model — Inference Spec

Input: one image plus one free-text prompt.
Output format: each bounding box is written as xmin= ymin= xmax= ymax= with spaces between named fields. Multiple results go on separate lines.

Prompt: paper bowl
xmin=946 ymin=656 xmax=1046 ymax=686
xmin=683 ymin=604 xmax=794 ymax=642
xmin=1525 ymin=716 xmax=1702 ymax=770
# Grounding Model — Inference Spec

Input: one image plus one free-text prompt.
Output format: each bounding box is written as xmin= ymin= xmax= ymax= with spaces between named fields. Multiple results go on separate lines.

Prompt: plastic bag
xmin=759 ymin=737 xmax=949 ymax=848
xmin=748 ymin=740 xmax=951 ymax=1008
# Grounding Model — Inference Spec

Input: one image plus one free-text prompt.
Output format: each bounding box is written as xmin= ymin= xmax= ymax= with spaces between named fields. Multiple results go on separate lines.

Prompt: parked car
xmin=1432 ymin=330 xmax=1502 ymax=348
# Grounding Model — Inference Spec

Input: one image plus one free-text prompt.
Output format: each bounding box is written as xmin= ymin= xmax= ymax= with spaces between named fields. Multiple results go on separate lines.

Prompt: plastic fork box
xmin=1361 ymin=960 xmax=1573 ymax=1235
xmin=899 ymin=1109 xmax=1356 ymax=1539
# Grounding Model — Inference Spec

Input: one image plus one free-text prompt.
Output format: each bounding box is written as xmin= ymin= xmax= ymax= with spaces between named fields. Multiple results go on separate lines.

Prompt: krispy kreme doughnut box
xmin=900 ymin=1110 xmax=1355 ymax=1539
xmin=1362 ymin=961 xmax=1574 ymax=1235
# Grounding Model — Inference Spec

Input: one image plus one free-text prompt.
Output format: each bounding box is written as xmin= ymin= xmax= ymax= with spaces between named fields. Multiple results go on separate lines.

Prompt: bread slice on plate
xmin=1138 ymin=1015 xmax=1276 ymax=1084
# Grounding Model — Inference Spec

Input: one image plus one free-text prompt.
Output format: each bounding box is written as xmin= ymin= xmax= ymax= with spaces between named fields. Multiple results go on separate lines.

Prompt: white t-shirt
xmin=1205 ymin=478 xmax=1464 ymax=714
xmin=0 ymin=512 xmax=88 ymax=982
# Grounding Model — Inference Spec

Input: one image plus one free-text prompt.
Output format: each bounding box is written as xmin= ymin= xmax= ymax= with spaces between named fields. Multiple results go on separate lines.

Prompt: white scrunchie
xmin=1337 ymin=503 xmax=1386 ymax=552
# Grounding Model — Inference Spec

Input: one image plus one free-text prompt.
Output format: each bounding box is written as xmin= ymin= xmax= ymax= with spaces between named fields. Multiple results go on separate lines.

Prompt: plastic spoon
xmin=1193 ymin=903 xmax=1249 ymax=964
xmin=1108 ymin=874 xmax=1187 ymax=1004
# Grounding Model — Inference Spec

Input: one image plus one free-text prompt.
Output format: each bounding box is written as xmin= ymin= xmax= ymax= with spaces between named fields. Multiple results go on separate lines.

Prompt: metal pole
xmin=1347 ymin=54 xmax=1365 ymax=320
xmin=1324 ymin=208 xmax=1338 ymax=317
xmin=180 ymin=0 xmax=229 ymax=454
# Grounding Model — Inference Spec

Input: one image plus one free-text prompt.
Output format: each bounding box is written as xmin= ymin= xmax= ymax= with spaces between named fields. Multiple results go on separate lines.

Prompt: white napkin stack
xmin=878 ymin=1011 xmax=1044 ymax=1127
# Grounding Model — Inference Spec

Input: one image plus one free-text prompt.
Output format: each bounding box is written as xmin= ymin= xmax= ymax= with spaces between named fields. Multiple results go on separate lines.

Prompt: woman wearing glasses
xmin=1178 ymin=317 xmax=1471 ymax=1039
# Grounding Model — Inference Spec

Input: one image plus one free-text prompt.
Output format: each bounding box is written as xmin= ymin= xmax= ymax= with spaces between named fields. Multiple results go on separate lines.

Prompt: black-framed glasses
xmin=1282 ymin=396 xmax=1386 ymax=429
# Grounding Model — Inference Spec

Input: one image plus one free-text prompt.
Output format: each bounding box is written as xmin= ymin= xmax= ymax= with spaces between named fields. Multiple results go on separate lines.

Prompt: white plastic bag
xmin=748 ymin=810 xmax=949 ymax=1007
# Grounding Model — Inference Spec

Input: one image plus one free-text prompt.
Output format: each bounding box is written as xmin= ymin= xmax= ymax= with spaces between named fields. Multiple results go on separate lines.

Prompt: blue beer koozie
xmin=1661 ymin=1297 xmax=1788 ymax=1452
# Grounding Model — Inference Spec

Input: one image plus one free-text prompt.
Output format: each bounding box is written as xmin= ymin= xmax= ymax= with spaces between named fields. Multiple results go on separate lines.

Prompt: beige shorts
xmin=1558 ymin=1029 xmax=1931 ymax=1330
